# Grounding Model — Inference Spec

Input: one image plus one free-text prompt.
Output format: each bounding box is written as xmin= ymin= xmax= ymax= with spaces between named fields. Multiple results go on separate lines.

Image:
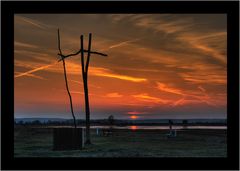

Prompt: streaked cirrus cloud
xmin=14 ymin=14 xmax=227 ymax=119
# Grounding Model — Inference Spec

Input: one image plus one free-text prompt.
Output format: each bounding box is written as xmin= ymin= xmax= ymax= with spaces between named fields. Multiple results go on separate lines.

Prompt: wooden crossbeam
xmin=58 ymin=49 xmax=107 ymax=62
xmin=57 ymin=29 xmax=107 ymax=144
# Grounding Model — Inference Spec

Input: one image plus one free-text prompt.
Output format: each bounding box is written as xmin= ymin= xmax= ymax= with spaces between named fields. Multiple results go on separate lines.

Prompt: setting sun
xmin=14 ymin=14 xmax=226 ymax=120
xmin=130 ymin=115 xmax=138 ymax=119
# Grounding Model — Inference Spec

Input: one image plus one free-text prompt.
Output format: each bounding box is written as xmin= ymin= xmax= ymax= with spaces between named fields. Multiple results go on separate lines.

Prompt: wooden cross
xmin=57 ymin=29 xmax=107 ymax=144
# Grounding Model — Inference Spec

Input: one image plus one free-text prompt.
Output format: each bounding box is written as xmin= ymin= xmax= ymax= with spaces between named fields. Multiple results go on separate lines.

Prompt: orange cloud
xmin=70 ymin=79 xmax=101 ymax=89
xmin=132 ymin=15 xmax=194 ymax=34
xmin=177 ymin=62 xmax=226 ymax=85
xmin=15 ymin=58 xmax=147 ymax=83
xmin=105 ymin=93 xmax=123 ymax=98
xmin=178 ymin=31 xmax=227 ymax=65
xmin=193 ymin=43 xmax=226 ymax=64
xmin=132 ymin=93 xmax=170 ymax=104
xmin=172 ymin=98 xmax=185 ymax=106
xmin=172 ymin=96 xmax=218 ymax=107
xmin=16 ymin=15 xmax=48 ymax=30
xmin=57 ymin=89 xmax=97 ymax=96
xmin=170 ymin=88 xmax=224 ymax=107
xmin=93 ymin=72 xmax=147 ymax=82
xmin=198 ymin=86 xmax=206 ymax=92
xmin=172 ymin=98 xmax=202 ymax=106
xmin=127 ymin=111 xmax=147 ymax=115
xmin=156 ymin=82 xmax=183 ymax=95
xmin=14 ymin=71 xmax=46 ymax=80
xmin=70 ymin=91 xmax=84 ymax=95
xmin=108 ymin=38 xmax=141 ymax=49
xmin=14 ymin=62 xmax=57 ymax=78
xmin=180 ymin=72 xmax=226 ymax=85
xmin=155 ymin=82 xmax=221 ymax=107
xmin=14 ymin=41 xmax=38 ymax=49
xmin=90 ymin=66 xmax=147 ymax=82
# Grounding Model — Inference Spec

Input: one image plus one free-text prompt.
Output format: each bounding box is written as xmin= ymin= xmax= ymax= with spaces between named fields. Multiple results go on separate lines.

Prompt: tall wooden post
xmin=57 ymin=30 xmax=107 ymax=145
xmin=57 ymin=29 xmax=77 ymax=128
xmin=81 ymin=34 xmax=92 ymax=145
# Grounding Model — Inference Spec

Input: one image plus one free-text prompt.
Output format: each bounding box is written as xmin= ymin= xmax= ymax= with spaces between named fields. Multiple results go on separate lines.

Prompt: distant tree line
xmin=14 ymin=118 xmax=226 ymax=126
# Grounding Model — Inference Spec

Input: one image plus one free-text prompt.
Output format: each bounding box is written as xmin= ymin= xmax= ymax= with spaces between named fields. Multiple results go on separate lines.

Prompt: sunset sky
xmin=14 ymin=14 xmax=227 ymax=119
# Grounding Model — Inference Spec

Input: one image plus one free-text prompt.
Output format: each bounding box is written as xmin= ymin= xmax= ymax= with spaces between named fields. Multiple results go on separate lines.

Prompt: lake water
xmin=46 ymin=125 xmax=227 ymax=130
xmin=91 ymin=125 xmax=227 ymax=130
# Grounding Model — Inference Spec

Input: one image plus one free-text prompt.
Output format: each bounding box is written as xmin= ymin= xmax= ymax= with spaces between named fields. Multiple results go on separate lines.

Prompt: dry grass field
xmin=14 ymin=126 xmax=227 ymax=157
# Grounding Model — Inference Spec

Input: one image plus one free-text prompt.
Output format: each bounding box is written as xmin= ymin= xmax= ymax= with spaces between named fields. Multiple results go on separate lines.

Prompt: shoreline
xmin=15 ymin=125 xmax=227 ymax=131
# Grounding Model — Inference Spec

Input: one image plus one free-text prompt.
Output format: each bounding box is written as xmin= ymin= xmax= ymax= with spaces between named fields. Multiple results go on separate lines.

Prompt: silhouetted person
xmin=169 ymin=119 xmax=173 ymax=131
xmin=167 ymin=120 xmax=177 ymax=138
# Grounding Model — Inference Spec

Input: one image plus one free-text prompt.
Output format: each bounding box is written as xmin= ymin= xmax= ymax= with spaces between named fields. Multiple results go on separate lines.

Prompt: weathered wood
xmin=53 ymin=128 xmax=84 ymax=151
xmin=80 ymin=34 xmax=91 ymax=145
xmin=57 ymin=49 xmax=107 ymax=62
xmin=84 ymin=33 xmax=92 ymax=144
xmin=85 ymin=33 xmax=92 ymax=73
xmin=80 ymin=35 xmax=85 ymax=76
xmin=57 ymin=29 xmax=107 ymax=145
xmin=57 ymin=29 xmax=77 ymax=128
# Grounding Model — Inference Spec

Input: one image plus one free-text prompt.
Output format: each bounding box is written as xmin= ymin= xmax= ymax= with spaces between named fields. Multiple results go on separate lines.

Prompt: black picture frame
xmin=1 ymin=1 xmax=239 ymax=170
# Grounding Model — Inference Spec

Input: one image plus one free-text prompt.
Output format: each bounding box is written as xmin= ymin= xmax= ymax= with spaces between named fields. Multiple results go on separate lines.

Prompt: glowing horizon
xmin=14 ymin=14 xmax=227 ymax=120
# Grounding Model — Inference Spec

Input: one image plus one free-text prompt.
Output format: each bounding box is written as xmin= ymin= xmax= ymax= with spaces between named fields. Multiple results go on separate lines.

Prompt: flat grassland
xmin=14 ymin=126 xmax=227 ymax=157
